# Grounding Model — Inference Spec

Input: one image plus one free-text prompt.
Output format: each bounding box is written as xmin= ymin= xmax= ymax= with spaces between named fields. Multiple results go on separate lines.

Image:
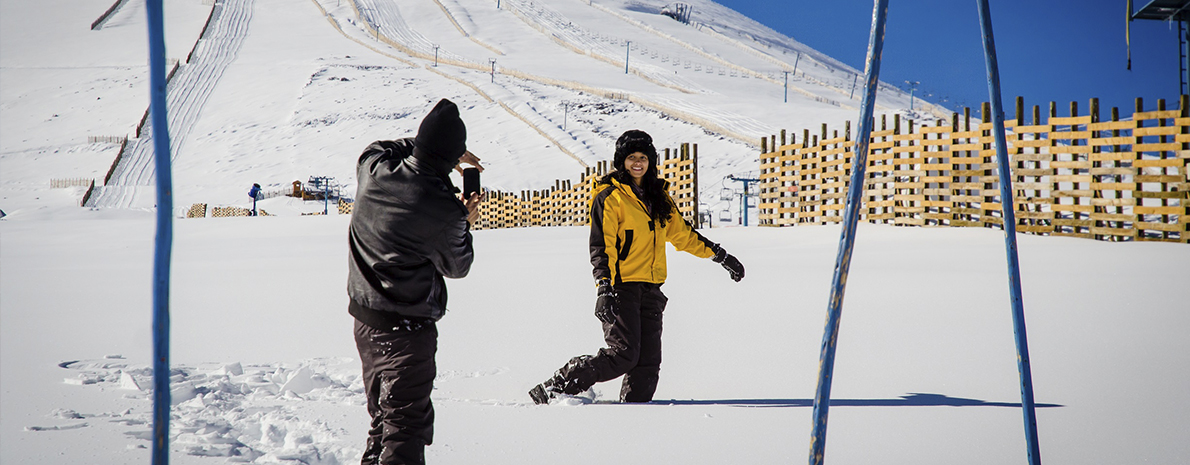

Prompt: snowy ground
xmin=3 ymin=0 xmax=1188 ymax=463
xmin=3 ymin=210 xmax=1188 ymax=464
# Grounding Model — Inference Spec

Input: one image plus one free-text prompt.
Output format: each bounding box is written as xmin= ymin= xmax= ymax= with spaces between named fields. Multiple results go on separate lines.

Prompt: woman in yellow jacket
xmin=530 ymin=130 xmax=745 ymax=404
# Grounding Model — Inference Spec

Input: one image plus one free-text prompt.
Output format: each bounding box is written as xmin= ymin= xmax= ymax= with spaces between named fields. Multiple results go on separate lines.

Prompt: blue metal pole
xmin=975 ymin=1 xmax=1041 ymax=463
xmin=625 ymin=41 xmax=631 ymax=74
xmin=808 ymin=1 xmax=888 ymax=463
xmin=743 ymin=181 xmax=748 ymax=226
xmin=784 ymin=71 xmax=789 ymax=103
xmin=146 ymin=0 xmax=174 ymax=463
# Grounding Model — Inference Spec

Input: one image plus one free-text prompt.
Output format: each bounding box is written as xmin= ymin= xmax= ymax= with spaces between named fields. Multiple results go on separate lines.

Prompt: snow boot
xmin=532 ymin=355 xmax=602 ymax=404
xmin=528 ymin=383 xmax=561 ymax=405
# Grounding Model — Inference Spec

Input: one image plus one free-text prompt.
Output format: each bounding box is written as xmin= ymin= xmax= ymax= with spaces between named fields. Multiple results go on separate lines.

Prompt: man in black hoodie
xmin=347 ymin=99 xmax=481 ymax=465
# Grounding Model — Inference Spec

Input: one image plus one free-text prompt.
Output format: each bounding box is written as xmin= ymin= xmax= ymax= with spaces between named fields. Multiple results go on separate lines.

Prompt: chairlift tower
xmin=904 ymin=80 xmax=920 ymax=112
xmin=725 ymin=174 xmax=760 ymax=226
xmin=561 ymin=101 xmax=571 ymax=129
xmin=1130 ymin=0 xmax=1190 ymax=94
xmin=309 ymin=176 xmax=334 ymax=215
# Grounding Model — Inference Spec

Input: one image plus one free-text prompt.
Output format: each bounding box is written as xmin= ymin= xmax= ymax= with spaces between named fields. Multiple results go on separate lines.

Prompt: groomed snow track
xmin=352 ymin=0 xmax=478 ymax=67
xmin=87 ymin=0 xmax=255 ymax=210
xmin=329 ymin=0 xmax=765 ymax=148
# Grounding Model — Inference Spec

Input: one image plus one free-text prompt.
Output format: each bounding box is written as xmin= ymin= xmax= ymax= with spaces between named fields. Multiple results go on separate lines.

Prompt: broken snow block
xmin=118 ymin=371 xmax=142 ymax=391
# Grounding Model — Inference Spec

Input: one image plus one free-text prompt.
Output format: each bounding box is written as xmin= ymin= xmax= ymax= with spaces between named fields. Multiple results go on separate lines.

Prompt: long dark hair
xmin=600 ymin=130 xmax=675 ymax=227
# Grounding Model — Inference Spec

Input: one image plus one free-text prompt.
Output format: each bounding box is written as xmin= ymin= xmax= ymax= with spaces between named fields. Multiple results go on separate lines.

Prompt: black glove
xmin=712 ymin=245 xmax=745 ymax=282
xmin=594 ymin=279 xmax=617 ymax=325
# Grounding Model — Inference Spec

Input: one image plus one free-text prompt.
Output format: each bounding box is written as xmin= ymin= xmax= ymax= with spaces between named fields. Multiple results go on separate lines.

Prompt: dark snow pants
xmin=354 ymin=319 xmax=437 ymax=465
xmin=551 ymin=282 xmax=668 ymax=402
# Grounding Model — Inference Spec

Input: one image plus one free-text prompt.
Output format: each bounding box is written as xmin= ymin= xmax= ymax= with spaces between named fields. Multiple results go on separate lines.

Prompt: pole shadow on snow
xmin=647 ymin=393 xmax=1063 ymax=409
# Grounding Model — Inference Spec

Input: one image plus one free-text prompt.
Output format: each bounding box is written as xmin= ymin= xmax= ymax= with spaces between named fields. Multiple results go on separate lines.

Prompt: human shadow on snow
xmin=642 ymin=393 xmax=1064 ymax=408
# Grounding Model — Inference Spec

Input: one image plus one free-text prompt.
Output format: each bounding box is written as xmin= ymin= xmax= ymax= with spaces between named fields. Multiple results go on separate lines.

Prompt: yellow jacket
xmin=590 ymin=176 xmax=717 ymax=284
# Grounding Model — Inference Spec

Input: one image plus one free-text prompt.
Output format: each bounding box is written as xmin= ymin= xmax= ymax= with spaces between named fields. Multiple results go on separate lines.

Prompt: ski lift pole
xmin=323 ymin=177 xmax=330 ymax=214
xmin=976 ymin=1 xmax=1041 ymax=463
xmin=808 ymin=0 xmax=887 ymax=463
xmin=146 ymin=0 xmax=174 ymax=463
xmin=784 ymin=71 xmax=789 ymax=103
xmin=625 ymin=41 xmax=631 ymax=74
xmin=727 ymin=175 xmax=759 ymax=226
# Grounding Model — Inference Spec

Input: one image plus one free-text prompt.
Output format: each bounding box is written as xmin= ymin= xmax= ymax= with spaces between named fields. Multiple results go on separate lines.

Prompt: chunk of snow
xmin=279 ymin=366 xmax=315 ymax=395
xmin=212 ymin=362 xmax=244 ymax=376
xmin=118 ymin=371 xmax=141 ymax=391
xmin=170 ymin=382 xmax=198 ymax=406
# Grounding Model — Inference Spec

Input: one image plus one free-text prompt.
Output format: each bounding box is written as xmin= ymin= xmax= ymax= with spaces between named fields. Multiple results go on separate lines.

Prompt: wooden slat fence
xmin=758 ymin=96 xmax=1189 ymax=243
xmin=50 ymin=178 xmax=96 ymax=189
xmin=183 ymin=143 xmax=699 ymax=224
xmin=187 ymin=203 xmax=208 ymax=218
xmin=50 ymin=178 xmax=98 ymax=207
xmin=474 ymin=143 xmax=700 ymax=230
xmin=210 ymin=206 xmax=252 ymax=218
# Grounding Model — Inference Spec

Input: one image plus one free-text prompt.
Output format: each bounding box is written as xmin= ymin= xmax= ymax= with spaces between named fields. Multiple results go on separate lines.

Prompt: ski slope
xmin=89 ymin=0 xmax=256 ymax=209
xmin=73 ymin=0 xmax=942 ymax=213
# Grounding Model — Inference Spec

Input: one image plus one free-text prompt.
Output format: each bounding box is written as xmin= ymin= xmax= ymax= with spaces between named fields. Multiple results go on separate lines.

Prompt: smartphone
xmin=462 ymin=167 xmax=481 ymax=199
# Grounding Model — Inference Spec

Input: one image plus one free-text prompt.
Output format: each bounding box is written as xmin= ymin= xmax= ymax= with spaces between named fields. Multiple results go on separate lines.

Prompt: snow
xmin=2 ymin=0 xmax=1188 ymax=464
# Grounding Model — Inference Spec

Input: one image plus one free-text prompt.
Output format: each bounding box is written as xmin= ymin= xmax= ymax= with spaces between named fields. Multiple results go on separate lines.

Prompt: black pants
xmin=550 ymin=282 xmax=667 ymax=402
xmin=354 ymin=319 xmax=437 ymax=465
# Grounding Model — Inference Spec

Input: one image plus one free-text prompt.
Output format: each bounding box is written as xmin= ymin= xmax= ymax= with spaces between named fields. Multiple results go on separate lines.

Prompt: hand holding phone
xmin=462 ymin=167 xmax=481 ymax=199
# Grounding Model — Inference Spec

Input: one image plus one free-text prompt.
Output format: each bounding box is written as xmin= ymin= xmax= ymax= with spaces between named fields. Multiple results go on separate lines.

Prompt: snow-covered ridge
xmin=324 ymin=0 xmax=933 ymax=146
xmin=589 ymin=0 xmax=850 ymax=108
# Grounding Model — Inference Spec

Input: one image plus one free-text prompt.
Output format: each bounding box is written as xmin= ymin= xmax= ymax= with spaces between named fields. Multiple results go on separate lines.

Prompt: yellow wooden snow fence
xmin=472 ymin=143 xmax=699 ymax=230
xmin=757 ymin=96 xmax=1189 ymax=243
xmin=189 ymin=143 xmax=701 ymax=229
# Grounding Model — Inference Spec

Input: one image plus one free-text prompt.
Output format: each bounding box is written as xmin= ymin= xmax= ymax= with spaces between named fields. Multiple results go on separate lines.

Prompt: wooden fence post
xmin=1160 ymin=99 xmax=1173 ymax=241
xmin=1090 ymin=98 xmax=1104 ymax=240
xmin=1072 ymin=100 xmax=1089 ymax=237
xmin=1182 ymin=95 xmax=1190 ymax=243
xmin=1015 ymin=96 xmax=1024 ymax=126
xmin=1109 ymin=106 xmax=1126 ymax=239
xmin=692 ymin=143 xmax=700 ymax=228
xmin=978 ymin=102 xmax=999 ymax=229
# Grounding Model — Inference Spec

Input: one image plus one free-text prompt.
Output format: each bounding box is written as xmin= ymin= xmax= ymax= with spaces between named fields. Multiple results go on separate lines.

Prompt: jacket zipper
xmin=619 ymin=181 xmax=659 ymax=282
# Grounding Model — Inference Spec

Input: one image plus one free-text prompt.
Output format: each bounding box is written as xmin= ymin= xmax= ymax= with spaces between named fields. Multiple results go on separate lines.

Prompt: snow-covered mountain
xmin=3 ymin=0 xmax=934 ymax=219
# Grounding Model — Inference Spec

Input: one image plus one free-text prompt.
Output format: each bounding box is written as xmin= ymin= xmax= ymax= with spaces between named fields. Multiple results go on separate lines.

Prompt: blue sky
xmin=714 ymin=0 xmax=1179 ymax=118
